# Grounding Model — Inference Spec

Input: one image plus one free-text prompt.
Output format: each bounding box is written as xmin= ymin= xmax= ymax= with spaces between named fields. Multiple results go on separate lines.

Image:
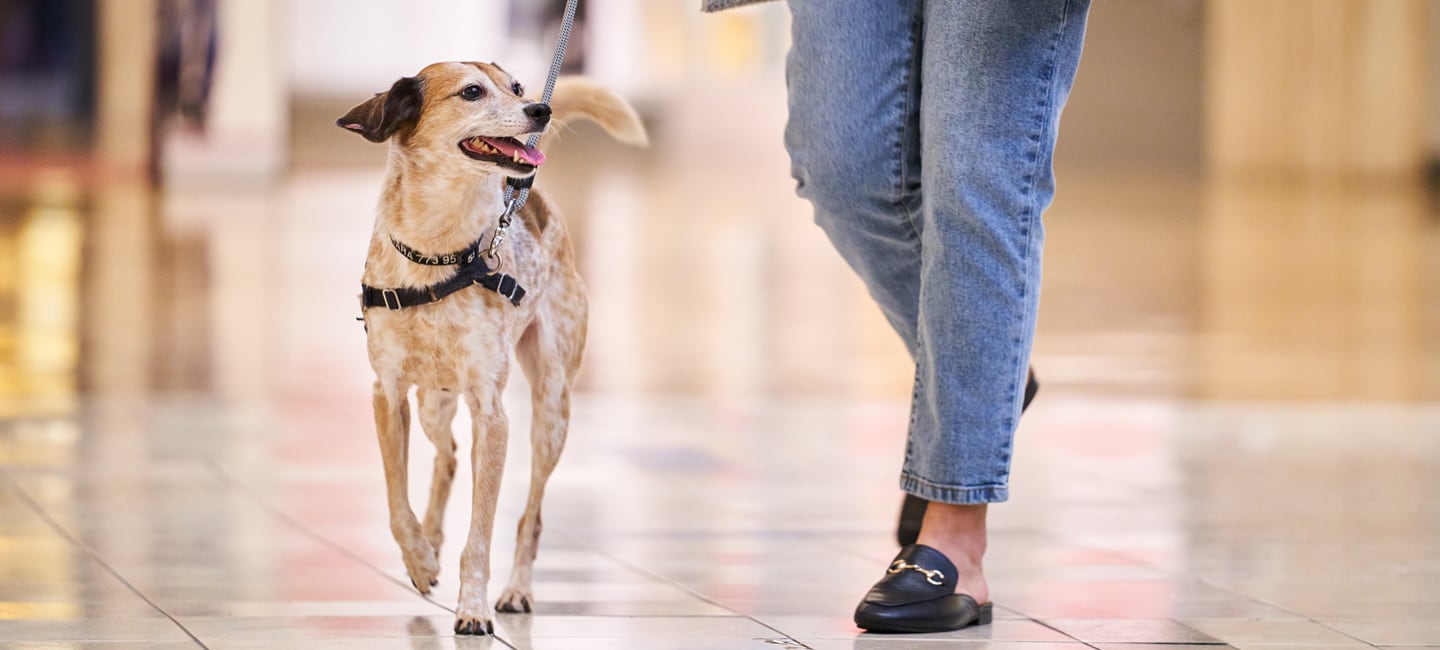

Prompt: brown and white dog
xmin=337 ymin=62 xmax=645 ymax=635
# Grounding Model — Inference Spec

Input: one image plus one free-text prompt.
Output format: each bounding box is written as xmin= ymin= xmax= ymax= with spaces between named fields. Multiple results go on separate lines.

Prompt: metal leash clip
xmin=485 ymin=227 xmax=507 ymax=261
xmin=486 ymin=196 xmax=521 ymax=261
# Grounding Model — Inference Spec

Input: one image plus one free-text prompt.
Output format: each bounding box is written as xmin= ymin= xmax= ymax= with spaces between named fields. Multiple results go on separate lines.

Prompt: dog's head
xmin=336 ymin=62 xmax=550 ymax=177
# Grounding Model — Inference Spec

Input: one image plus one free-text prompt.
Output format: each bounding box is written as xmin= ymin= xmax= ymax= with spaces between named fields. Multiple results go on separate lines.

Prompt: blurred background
xmin=0 ymin=1 xmax=1438 ymax=647
xmin=1 ymin=0 xmax=1435 ymax=415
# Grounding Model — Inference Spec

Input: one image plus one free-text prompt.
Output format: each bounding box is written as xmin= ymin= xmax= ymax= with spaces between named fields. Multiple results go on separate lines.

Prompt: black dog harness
xmin=361 ymin=236 xmax=525 ymax=310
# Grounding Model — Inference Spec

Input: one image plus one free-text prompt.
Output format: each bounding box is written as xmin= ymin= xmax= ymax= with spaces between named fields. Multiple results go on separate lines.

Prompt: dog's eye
xmin=460 ymin=84 xmax=483 ymax=101
xmin=511 ymin=81 xmax=524 ymax=96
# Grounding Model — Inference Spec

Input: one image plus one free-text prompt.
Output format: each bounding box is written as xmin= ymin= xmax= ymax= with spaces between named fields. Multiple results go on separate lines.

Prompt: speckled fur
xmin=340 ymin=62 xmax=645 ymax=636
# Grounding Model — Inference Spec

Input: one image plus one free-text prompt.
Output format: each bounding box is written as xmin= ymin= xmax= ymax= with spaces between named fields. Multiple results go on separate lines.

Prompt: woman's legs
xmin=785 ymin=0 xmax=925 ymax=356
xmin=903 ymin=0 xmax=1089 ymax=505
xmin=787 ymin=0 xmax=1090 ymax=620
xmin=906 ymin=0 xmax=1090 ymax=604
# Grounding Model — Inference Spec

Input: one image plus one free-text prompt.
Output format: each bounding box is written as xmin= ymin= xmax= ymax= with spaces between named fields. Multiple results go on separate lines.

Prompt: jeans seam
xmin=1005 ymin=0 xmax=1072 ymax=436
xmin=897 ymin=3 xmax=925 ymax=475
xmin=902 ymin=338 xmax=925 ymax=470
xmin=892 ymin=12 xmax=924 ymax=242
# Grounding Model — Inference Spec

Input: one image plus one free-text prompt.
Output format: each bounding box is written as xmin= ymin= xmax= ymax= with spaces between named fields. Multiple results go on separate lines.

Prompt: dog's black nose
xmin=524 ymin=103 xmax=552 ymax=122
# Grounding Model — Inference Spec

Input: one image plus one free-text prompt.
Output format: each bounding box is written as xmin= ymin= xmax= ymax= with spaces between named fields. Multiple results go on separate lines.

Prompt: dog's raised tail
xmin=545 ymin=77 xmax=648 ymax=148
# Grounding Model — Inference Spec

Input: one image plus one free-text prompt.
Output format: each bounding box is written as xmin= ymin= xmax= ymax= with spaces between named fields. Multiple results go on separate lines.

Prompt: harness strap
xmin=361 ymin=259 xmax=525 ymax=310
xmin=362 ymin=238 xmax=526 ymax=310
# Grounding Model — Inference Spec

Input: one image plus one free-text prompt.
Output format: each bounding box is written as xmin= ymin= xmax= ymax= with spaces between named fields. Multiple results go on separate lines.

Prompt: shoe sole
xmin=855 ymin=601 xmax=994 ymax=634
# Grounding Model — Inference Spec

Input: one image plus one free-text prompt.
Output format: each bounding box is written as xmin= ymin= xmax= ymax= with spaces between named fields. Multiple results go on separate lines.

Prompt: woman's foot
xmin=914 ymin=502 xmax=989 ymax=605
xmin=855 ymin=504 xmax=992 ymax=633
xmin=853 ymin=543 xmax=993 ymax=632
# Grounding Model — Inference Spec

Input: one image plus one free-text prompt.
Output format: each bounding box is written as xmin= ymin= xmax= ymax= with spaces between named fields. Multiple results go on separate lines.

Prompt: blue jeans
xmin=785 ymin=0 xmax=1090 ymax=504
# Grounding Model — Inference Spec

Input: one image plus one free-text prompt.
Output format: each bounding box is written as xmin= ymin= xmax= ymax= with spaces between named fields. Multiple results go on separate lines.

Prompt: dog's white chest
xmin=365 ymin=295 xmax=513 ymax=391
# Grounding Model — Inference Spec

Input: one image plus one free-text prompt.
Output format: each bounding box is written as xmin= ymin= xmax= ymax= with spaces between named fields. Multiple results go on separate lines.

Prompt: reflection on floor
xmin=1 ymin=82 xmax=1439 ymax=648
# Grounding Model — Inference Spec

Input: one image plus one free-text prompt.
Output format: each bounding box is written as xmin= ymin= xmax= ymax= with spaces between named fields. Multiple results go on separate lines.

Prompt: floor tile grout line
xmin=1034 ymin=524 xmax=1384 ymax=648
xmin=0 ymin=468 xmax=210 ymax=650
xmin=816 ymin=526 xmax=1334 ymax=648
xmin=539 ymin=522 xmax=814 ymax=650
xmin=1012 ymin=431 xmax=1381 ymax=646
xmin=202 ymin=458 xmax=523 ymax=650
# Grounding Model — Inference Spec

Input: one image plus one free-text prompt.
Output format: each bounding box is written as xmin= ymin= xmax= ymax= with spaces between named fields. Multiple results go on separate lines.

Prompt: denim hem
xmin=900 ymin=473 xmax=1009 ymax=505
xmin=701 ymin=0 xmax=775 ymax=12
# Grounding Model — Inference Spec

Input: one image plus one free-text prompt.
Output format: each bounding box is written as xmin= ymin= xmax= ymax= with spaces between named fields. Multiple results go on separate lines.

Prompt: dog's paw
xmin=494 ymin=587 xmax=533 ymax=613
xmin=409 ymin=575 xmax=439 ymax=594
xmin=454 ymin=615 xmax=495 ymax=636
xmin=402 ymin=545 xmax=441 ymax=594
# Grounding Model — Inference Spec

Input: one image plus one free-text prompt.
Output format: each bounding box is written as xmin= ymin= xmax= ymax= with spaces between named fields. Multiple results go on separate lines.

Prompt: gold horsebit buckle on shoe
xmin=888 ymin=559 xmax=945 ymax=586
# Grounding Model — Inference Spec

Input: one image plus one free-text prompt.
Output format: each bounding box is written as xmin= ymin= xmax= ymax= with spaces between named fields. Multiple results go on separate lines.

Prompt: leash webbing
xmin=491 ymin=0 xmax=580 ymax=258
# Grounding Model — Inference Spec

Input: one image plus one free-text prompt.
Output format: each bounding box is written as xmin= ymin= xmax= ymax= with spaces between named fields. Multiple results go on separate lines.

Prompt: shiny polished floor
xmin=2 ymin=80 xmax=1439 ymax=649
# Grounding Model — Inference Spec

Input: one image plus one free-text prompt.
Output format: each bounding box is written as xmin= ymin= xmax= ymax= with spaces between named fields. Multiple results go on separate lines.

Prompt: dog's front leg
xmin=454 ymin=384 xmax=509 ymax=636
xmin=373 ymin=380 xmax=440 ymax=593
xmin=497 ymin=317 xmax=577 ymax=614
xmin=417 ymin=388 xmax=460 ymax=556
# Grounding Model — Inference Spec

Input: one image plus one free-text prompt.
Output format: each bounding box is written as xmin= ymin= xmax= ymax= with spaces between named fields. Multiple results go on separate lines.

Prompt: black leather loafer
xmin=854 ymin=544 xmax=993 ymax=633
xmin=897 ymin=369 xmax=1040 ymax=547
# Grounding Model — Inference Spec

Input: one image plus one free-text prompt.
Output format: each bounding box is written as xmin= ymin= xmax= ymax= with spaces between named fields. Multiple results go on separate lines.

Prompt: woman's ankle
xmin=913 ymin=502 xmax=990 ymax=602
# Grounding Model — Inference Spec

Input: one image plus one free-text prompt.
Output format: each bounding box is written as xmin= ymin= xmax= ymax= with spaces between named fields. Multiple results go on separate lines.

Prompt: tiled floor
xmin=2 ymin=78 xmax=1439 ymax=648
xmin=7 ymin=396 xmax=1437 ymax=649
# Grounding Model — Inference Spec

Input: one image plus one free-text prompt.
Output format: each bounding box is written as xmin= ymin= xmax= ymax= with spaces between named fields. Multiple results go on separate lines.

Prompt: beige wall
xmin=1432 ymin=3 xmax=1440 ymax=158
xmin=1060 ymin=0 xmax=1436 ymax=174
xmin=1206 ymin=0 xmax=1431 ymax=178
xmin=1059 ymin=0 xmax=1207 ymax=171
xmin=95 ymin=0 xmax=157 ymax=172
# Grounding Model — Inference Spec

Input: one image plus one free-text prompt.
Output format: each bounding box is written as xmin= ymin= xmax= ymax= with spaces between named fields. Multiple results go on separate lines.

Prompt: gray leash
xmin=488 ymin=0 xmax=580 ymax=260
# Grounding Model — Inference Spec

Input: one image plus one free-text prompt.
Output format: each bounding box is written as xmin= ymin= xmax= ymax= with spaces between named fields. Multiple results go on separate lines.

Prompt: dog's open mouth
xmin=459 ymin=136 xmax=545 ymax=172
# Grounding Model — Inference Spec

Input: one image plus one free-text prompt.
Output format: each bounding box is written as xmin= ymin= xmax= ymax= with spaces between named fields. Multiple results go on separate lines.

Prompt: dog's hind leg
xmin=373 ymin=380 xmax=440 ymax=593
xmin=417 ymin=388 xmax=459 ymax=559
xmin=454 ymin=374 xmax=510 ymax=636
xmin=497 ymin=305 xmax=584 ymax=614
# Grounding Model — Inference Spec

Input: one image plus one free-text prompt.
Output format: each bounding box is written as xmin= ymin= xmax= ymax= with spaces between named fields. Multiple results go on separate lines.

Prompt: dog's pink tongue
xmin=481 ymin=137 xmax=546 ymax=165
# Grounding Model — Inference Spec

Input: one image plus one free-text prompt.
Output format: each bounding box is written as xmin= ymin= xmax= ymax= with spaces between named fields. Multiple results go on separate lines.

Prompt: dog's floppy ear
xmin=336 ymin=76 xmax=423 ymax=143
